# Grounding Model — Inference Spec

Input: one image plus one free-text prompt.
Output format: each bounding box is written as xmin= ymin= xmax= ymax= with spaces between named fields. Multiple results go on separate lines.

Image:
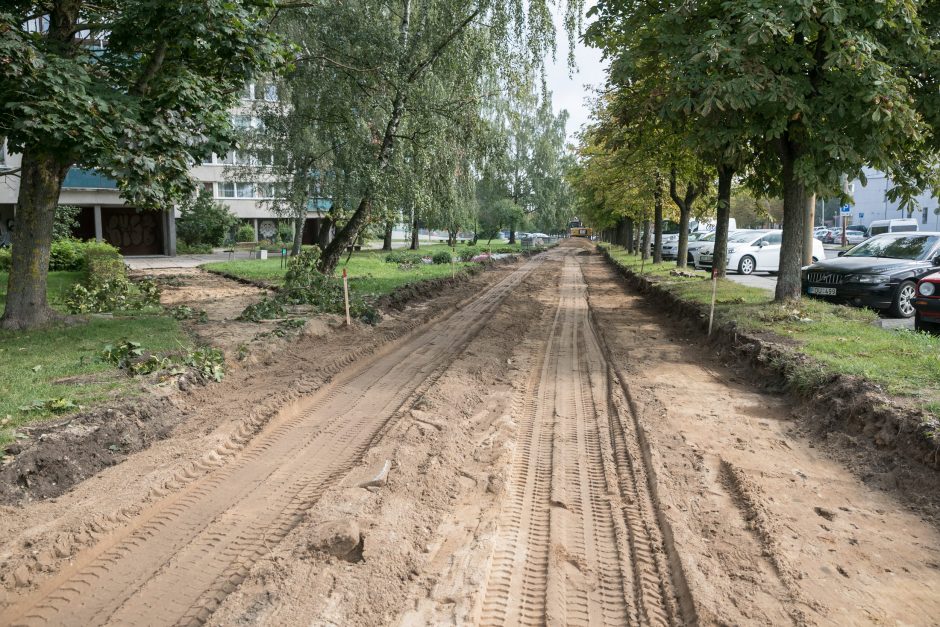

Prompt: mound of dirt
xmin=0 ymin=396 xmax=183 ymax=505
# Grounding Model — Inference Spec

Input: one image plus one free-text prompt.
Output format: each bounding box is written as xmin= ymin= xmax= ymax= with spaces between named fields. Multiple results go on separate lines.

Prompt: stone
xmin=13 ymin=565 xmax=31 ymax=588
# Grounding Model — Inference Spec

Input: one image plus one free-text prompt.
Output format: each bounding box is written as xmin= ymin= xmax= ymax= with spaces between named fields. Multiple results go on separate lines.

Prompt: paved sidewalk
xmin=125 ymin=253 xmax=234 ymax=270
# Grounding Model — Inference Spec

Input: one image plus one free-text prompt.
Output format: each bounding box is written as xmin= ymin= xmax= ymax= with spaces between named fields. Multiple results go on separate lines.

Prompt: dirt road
xmin=2 ymin=243 xmax=939 ymax=626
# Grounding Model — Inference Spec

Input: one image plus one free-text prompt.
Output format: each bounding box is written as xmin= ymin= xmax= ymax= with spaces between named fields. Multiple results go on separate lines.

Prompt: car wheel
xmin=890 ymin=281 xmax=917 ymax=318
xmin=687 ymin=253 xmax=694 ymax=264
xmin=737 ymin=255 xmax=755 ymax=275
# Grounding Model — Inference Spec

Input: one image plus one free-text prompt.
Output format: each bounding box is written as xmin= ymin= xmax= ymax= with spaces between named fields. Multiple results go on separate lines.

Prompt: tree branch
xmin=407 ymin=9 xmax=480 ymax=83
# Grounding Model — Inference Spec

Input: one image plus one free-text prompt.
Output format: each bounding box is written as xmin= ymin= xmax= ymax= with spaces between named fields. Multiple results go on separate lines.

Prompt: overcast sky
xmin=544 ymin=4 xmax=607 ymax=144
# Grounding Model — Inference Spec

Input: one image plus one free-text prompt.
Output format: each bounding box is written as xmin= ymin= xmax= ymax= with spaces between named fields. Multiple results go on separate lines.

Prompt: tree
xmin=275 ymin=0 xmax=581 ymax=274
xmin=587 ymin=0 xmax=940 ymax=299
xmin=0 ymin=1 xmax=283 ymax=329
xmin=176 ymin=189 xmax=239 ymax=247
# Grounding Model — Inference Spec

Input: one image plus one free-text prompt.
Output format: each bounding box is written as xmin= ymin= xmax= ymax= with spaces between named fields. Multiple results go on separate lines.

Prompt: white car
xmin=662 ymin=231 xmax=720 ymax=263
xmin=696 ymin=229 xmax=826 ymax=275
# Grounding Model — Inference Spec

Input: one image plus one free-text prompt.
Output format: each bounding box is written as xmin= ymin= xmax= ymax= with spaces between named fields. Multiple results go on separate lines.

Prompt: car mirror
xmin=933 ymin=254 xmax=940 ymax=267
xmin=757 ymin=240 xmax=765 ymax=247
xmin=837 ymin=250 xmax=845 ymax=257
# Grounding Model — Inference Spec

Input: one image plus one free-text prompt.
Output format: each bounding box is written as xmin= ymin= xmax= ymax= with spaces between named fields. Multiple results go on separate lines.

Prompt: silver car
xmin=662 ymin=231 xmax=717 ymax=263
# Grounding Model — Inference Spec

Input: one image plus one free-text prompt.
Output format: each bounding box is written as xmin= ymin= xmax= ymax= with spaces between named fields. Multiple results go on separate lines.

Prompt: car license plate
xmin=808 ymin=286 xmax=837 ymax=296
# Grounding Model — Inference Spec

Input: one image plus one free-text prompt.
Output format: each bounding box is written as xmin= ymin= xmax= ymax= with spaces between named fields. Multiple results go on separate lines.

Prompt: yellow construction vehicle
xmin=569 ymin=218 xmax=593 ymax=238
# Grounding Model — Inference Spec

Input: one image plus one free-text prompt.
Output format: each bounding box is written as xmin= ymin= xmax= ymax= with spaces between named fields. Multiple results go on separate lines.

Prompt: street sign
xmin=858 ymin=213 xmax=864 ymax=219
xmin=840 ymin=204 xmax=852 ymax=215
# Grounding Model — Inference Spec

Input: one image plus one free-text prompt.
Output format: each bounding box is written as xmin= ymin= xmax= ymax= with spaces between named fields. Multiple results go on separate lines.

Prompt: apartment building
xmin=0 ymin=83 xmax=331 ymax=256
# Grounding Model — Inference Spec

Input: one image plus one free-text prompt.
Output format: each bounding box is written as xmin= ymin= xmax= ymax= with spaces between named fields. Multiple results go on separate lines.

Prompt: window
xmin=241 ymin=84 xmax=254 ymax=100
xmin=763 ymin=233 xmax=782 ymax=245
xmin=218 ymin=182 xmax=236 ymax=198
xmin=236 ymin=182 xmax=255 ymax=198
xmin=263 ymin=84 xmax=278 ymax=102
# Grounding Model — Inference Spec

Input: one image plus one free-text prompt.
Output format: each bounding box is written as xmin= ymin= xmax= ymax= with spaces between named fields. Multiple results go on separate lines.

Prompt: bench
xmin=226 ymin=242 xmax=259 ymax=260
xmin=345 ymin=245 xmax=362 ymax=252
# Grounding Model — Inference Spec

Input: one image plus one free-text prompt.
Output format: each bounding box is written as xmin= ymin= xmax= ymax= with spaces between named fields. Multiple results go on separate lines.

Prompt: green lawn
xmin=0 ymin=271 xmax=84 ymax=312
xmin=0 ymin=272 xmax=191 ymax=446
xmin=203 ymin=243 xmax=520 ymax=296
xmin=601 ymin=245 xmax=940 ymax=406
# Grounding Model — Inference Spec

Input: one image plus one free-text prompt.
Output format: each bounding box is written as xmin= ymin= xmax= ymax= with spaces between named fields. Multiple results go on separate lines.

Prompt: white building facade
xmin=0 ymin=83 xmax=330 ymax=255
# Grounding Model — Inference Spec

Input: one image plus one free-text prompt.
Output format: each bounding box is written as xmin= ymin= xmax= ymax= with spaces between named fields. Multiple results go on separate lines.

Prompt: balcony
xmin=62 ymin=168 xmax=118 ymax=189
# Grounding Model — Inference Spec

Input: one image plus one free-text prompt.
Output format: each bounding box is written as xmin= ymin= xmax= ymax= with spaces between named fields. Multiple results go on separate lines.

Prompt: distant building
xmin=0 ymin=83 xmax=331 ymax=256
xmin=829 ymin=167 xmax=940 ymax=231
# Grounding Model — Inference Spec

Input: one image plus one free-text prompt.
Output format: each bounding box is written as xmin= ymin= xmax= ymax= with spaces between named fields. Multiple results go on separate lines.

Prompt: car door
xmin=754 ymin=232 xmax=782 ymax=270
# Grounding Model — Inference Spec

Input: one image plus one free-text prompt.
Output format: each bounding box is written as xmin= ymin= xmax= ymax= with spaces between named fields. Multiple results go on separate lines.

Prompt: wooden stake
xmin=342 ymin=267 xmax=351 ymax=326
xmin=708 ymin=269 xmax=718 ymax=336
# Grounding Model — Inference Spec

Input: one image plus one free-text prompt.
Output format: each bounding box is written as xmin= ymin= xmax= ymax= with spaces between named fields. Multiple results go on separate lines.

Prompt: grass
xmin=601 ymin=245 xmax=940 ymax=407
xmin=0 ymin=272 xmax=191 ymax=447
xmin=0 ymin=271 xmax=84 ymax=312
xmin=202 ymin=243 xmax=522 ymax=296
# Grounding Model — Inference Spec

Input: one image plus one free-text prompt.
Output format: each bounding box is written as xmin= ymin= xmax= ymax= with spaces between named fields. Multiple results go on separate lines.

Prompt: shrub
xmin=432 ymin=250 xmax=452 ymax=264
xmin=53 ymin=205 xmax=81 ymax=241
xmin=458 ymin=247 xmax=479 ymax=262
xmin=384 ymin=250 xmax=424 ymax=264
xmin=236 ymin=224 xmax=256 ymax=243
xmin=49 ymin=239 xmax=86 ymax=271
xmin=239 ymin=246 xmax=379 ymax=324
xmin=0 ymin=247 xmax=11 ymax=271
xmin=177 ymin=240 xmax=214 ymax=254
xmin=277 ymin=222 xmax=294 ymax=244
xmin=176 ymin=188 xmax=239 ymax=247
xmin=83 ymin=241 xmax=125 ymax=284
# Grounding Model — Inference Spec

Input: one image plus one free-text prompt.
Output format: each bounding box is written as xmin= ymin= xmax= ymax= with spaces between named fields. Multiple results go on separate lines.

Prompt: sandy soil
xmin=2 ymin=244 xmax=938 ymax=626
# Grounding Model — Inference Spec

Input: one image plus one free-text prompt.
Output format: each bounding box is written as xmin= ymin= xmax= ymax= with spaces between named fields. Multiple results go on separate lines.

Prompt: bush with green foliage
xmin=236 ymin=224 xmax=256 ymax=243
xmin=53 ymin=205 xmax=81 ymax=241
xmin=176 ymin=241 xmax=214 ymax=254
xmin=458 ymin=247 xmax=479 ymax=261
xmin=0 ymin=248 xmax=10 ymax=271
xmin=65 ymin=276 xmax=160 ymax=314
xmin=432 ymin=250 xmax=453 ymax=264
xmin=49 ymin=239 xmax=86 ymax=271
xmin=84 ymin=242 xmax=125 ymax=283
xmin=384 ymin=250 xmax=425 ymax=264
xmin=277 ymin=222 xmax=294 ymax=244
xmin=176 ymin=188 xmax=239 ymax=247
xmin=239 ymin=246 xmax=379 ymax=324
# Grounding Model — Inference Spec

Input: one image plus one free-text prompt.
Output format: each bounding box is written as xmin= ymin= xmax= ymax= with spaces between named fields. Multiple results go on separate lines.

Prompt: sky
xmin=544 ymin=4 xmax=608 ymax=144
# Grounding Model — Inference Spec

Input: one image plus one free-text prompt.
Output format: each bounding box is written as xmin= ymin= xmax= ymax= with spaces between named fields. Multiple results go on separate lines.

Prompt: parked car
xmin=868 ymin=219 xmax=919 ymax=236
xmin=661 ymin=231 xmax=717 ymax=261
xmin=821 ymin=229 xmax=864 ymax=245
xmin=697 ymin=230 xmax=825 ymax=275
xmin=847 ymin=224 xmax=869 ymax=238
xmin=802 ymin=232 xmax=940 ymax=318
xmin=914 ymin=272 xmax=940 ymax=332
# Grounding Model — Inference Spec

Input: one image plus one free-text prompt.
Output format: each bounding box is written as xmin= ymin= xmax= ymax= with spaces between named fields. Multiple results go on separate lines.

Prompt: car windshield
xmin=843 ymin=234 xmax=939 ymax=260
xmin=698 ymin=232 xmax=716 ymax=241
xmin=729 ymin=230 xmax=763 ymax=243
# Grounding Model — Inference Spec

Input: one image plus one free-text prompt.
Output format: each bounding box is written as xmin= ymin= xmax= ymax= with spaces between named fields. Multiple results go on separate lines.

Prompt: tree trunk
xmin=776 ymin=133 xmax=807 ymax=302
xmin=625 ymin=218 xmax=635 ymax=253
xmin=410 ymin=212 xmax=419 ymax=250
xmin=653 ymin=171 xmax=664 ymax=263
xmin=317 ymin=217 xmax=332 ymax=250
xmin=508 ymin=225 xmax=516 ymax=245
xmin=382 ymin=221 xmax=393 ymax=251
xmin=712 ymin=164 xmax=734 ymax=278
xmin=1 ymin=149 xmax=71 ymax=330
xmin=641 ymin=219 xmax=651 ymax=260
xmin=803 ymin=193 xmax=816 ymax=265
xmin=447 ymin=229 xmax=457 ymax=247
xmin=292 ymin=214 xmax=304 ymax=256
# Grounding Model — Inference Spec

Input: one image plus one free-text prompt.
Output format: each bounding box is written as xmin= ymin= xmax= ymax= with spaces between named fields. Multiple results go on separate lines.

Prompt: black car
xmin=801 ymin=232 xmax=940 ymax=317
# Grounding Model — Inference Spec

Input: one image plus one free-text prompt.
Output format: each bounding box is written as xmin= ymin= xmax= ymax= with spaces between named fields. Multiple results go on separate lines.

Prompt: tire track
xmin=2 ymin=257 xmax=546 ymax=627
xmin=481 ymin=255 xmax=685 ymax=626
